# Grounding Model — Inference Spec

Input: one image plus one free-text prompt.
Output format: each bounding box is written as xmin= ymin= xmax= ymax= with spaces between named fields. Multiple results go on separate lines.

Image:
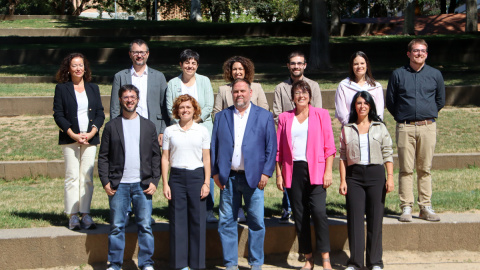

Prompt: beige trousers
xmin=62 ymin=143 xmax=96 ymax=214
xmin=396 ymin=122 xmax=436 ymax=209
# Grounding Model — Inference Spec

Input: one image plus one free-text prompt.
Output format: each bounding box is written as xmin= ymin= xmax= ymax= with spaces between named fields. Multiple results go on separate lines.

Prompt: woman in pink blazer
xmin=276 ymin=80 xmax=336 ymax=270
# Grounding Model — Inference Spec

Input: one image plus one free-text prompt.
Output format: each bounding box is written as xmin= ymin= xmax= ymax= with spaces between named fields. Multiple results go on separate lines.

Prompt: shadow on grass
xmin=10 ymin=209 xmax=111 ymax=227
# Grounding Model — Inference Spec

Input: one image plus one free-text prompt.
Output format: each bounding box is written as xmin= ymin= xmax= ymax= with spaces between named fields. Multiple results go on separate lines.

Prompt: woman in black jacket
xmin=53 ymin=53 xmax=105 ymax=230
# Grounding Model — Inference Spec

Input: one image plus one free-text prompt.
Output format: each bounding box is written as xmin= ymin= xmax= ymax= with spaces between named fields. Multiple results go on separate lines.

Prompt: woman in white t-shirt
xmin=53 ymin=53 xmax=105 ymax=230
xmin=162 ymin=94 xmax=211 ymax=270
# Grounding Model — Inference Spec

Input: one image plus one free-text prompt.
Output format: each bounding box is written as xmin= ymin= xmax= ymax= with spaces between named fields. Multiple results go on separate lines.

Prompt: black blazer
xmin=53 ymin=81 xmax=105 ymax=145
xmin=97 ymin=115 xmax=161 ymax=190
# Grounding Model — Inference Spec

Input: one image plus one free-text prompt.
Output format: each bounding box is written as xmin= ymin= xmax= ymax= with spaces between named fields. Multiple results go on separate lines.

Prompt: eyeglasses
xmin=289 ymin=62 xmax=305 ymax=66
xmin=411 ymin=49 xmax=427 ymax=54
xmin=294 ymin=91 xmax=309 ymax=96
xmin=130 ymin=51 xmax=148 ymax=56
xmin=122 ymin=95 xmax=138 ymax=101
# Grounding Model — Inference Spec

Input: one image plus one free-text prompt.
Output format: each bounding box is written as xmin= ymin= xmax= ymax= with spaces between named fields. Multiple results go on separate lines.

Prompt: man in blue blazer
xmin=211 ymin=78 xmax=277 ymax=270
xmin=110 ymin=39 xmax=169 ymax=145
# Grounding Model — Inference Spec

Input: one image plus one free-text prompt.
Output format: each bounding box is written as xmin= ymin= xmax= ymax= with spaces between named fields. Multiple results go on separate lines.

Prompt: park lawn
xmin=0 ymin=166 xmax=479 ymax=229
xmin=0 ymin=107 xmax=478 ymax=162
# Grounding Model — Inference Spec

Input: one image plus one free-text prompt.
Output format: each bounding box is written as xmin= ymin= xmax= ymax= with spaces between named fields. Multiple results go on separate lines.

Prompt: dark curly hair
xmin=55 ymin=53 xmax=92 ymax=83
xmin=222 ymin=56 xmax=255 ymax=83
xmin=172 ymin=94 xmax=202 ymax=121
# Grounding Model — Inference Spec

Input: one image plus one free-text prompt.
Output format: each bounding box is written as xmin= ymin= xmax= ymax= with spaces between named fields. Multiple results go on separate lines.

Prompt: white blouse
xmin=163 ymin=122 xmax=210 ymax=170
xmin=291 ymin=116 xmax=308 ymax=162
xmin=75 ymin=90 xmax=89 ymax=133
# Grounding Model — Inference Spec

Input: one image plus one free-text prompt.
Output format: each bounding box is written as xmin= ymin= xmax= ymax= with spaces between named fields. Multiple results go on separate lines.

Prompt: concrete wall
xmin=1 ymin=214 xmax=479 ymax=269
xmin=0 ymin=86 xmax=478 ymax=117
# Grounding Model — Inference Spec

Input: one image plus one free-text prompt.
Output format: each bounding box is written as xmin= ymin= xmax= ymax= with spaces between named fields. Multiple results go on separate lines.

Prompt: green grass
xmin=0 ymin=83 xmax=112 ymax=96
xmin=0 ymin=107 xmax=478 ymax=162
xmin=1 ymin=166 xmax=479 ymax=229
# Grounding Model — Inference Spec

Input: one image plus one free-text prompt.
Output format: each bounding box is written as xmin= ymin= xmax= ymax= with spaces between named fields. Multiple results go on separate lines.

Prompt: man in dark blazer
xmin=211 ymin=78 xmax=277 ymax=270
xmin=110 ymin=39 xmax=169 ymax=145
xmin=98 ymin=84 xmax=161 ymax=270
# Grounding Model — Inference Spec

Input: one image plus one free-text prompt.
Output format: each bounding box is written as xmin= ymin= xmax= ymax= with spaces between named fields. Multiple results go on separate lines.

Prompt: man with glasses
xmin=386 ymin=39 xmax=445 ymax=222
xmin=111 ymin=39 xmax=169 ymax=145
xmin=99 ymin=84 xmax=160 ymax=270
xmin=272 ymin=51 xmax=323 ymax=225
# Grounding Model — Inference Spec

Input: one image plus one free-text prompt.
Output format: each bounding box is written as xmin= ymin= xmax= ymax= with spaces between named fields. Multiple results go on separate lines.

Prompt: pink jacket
xmin=276 ymin=105 xmax=336 ymax=188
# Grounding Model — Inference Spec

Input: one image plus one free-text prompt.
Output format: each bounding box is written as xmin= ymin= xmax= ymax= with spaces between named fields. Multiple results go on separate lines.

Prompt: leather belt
xmin=230 ymin=169 xmax=245 ymax=174
xmin=401 ymin=119 xmax=435 ymax=126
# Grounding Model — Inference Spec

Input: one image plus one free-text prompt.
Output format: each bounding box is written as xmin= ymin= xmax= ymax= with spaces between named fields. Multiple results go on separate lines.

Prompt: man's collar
xmin=234 ymin=102 xmax=252 ymax=117
xmin=130 ymin=65 xmax=148 ymax=76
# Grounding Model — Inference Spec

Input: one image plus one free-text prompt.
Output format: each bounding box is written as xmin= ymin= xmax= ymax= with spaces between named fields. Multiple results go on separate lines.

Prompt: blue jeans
xmin=282 ymin=189 xmax=291 ymax=212
xmin=108 ymin=183 xmax=154 ymax=270
xmin=218 ymin=171 xmax=265 ymax=267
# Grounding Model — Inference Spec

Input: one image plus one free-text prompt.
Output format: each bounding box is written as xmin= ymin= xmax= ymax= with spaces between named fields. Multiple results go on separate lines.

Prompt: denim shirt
xmin=340 ymin=121 xmax=393 ymax=166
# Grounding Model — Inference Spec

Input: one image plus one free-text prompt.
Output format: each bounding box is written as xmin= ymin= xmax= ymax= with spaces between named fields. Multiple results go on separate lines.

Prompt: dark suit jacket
xmin=211 ymin=103 xmax=277 ymax=189
xmin=110 ymin=67 xmax=169 ymax=135
xmin=97 ymin=115 xmax=161 ymax=190
xmin=53 ymin=81 xmax=105 ymax=145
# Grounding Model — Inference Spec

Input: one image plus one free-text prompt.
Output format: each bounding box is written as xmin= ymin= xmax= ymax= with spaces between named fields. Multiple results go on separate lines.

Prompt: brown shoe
xmin=419 ymin=206 xmax=440 ymax=221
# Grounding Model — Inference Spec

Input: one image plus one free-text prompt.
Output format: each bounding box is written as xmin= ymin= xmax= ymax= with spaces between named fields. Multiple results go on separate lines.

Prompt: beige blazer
xmin=213 ymin=82 xmax=269 ymax=115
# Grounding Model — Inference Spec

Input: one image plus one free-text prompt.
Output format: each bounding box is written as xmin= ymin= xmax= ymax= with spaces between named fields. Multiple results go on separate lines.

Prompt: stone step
xmin=0 ymin=213 xmax=478 ymax=269
xmin=0 ymin=86 xmax=479 ymax=117
xmin=1 ymin=153 xmax=478 ymax=181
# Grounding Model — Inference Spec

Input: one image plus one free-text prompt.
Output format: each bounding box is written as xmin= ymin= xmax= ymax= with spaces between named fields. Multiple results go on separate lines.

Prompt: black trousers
xmin=169 ymin=167 xmax=206 ymax=269
xmin=287 ymin=161 xmax=330 ymax=254
xmin=345 ymin=164 xmax=386 ymax=269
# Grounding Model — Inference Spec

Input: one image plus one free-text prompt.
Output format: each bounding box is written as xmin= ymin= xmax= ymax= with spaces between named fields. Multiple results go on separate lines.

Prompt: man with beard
xmin=386 ymin=39 xmax=445 ymax=222
xmin=98 ymin=84 xmax=161 ymax=270
xmin=273 ymin=51 xmax=323 ymax=123
xmin=211 ymin=78 xmax=276 ymax=270
xmin=110 ymin=39 xmax=169 ymax=146
xmin=272 ymin=51 xmax=323 ymax=224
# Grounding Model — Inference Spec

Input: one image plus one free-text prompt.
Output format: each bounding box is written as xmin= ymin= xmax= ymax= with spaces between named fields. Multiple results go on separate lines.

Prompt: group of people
xmin=53 ymin=37 xmax=445 ymax=270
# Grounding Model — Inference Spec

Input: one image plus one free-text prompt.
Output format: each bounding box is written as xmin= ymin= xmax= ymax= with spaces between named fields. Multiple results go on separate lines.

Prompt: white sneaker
xmin=419 ymin=205 xmax=440 ymax=221
xmin=81 ymin=214 xmax=96 ymax=230
xmin=372 ymin=266 xmax=383 ymax=270
xmin=237 ymin=208 xmax=246 ymax=223
xmin=345 ymin=267 xmax=356 ymax=270
xmin=206 ymin=210 xmax=218 ymax=223
xmin=143 ymin=266 xmax=154 ymax=270
xmin=69 ymin=215 xmax=81 ymax=230
xmin=399 ymin=206 xmax=413 ymax=222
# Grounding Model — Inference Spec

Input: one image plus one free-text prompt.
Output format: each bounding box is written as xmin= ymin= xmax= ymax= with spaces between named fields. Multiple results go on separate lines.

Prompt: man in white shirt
xmin=211 ymin=79 xmax=277 ymax=270
xmin=98 ymin=84 xmax=161 ymax=270
xmin=110 ymin=39 xmax=169 ymax=145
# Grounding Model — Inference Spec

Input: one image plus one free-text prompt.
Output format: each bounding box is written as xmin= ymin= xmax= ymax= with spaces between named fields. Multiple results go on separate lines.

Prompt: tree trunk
xmin=404 ymin=0 xmax=415 ymax=35
xmin=330 ymin=0 xmax=341 ymax=36
xmin=465 ymin=0 xmax=479 ymax=32
xmin=191 ymin=0 xmax=202 ymax=21
xmin=440 ymin=0 xmax=446 ymax=14
xmin=73 ymin=0 xmax=87 ymax=16
xmin=447 ymin=0 xmax=456 ymax=14
xmin=309 ymin=0 xmax=330 ymax=70
xmin=297 ymin=0 xmax=311 ymax=21
xmin=8 ymin=0 xmax=19 ymax=15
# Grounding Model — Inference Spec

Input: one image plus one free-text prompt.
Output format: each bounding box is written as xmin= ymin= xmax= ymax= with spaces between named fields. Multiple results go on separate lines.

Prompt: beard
xmin=121 ymin=102 xmax=137 ymax=113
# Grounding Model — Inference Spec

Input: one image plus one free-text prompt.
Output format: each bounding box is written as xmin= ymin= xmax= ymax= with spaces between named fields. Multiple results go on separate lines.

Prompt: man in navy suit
xmin=211 ymin=78 xmax=277 ymax=270
xmin=98 ymin=84 xmax=160 ymax=270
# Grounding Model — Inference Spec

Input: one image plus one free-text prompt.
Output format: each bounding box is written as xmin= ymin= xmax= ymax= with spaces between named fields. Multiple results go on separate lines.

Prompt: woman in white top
xmin=53 ymin=53 xmax=105 ymax=230
xmin=339 ymin=91 xmax=394 ymax=270
xmin=162 ymin=94 xmax=211 ymax=270
xmin=213 ymin=56 xmax=269 ymax=114
xmin=335 ymin=51 xmax=384 ymax=126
